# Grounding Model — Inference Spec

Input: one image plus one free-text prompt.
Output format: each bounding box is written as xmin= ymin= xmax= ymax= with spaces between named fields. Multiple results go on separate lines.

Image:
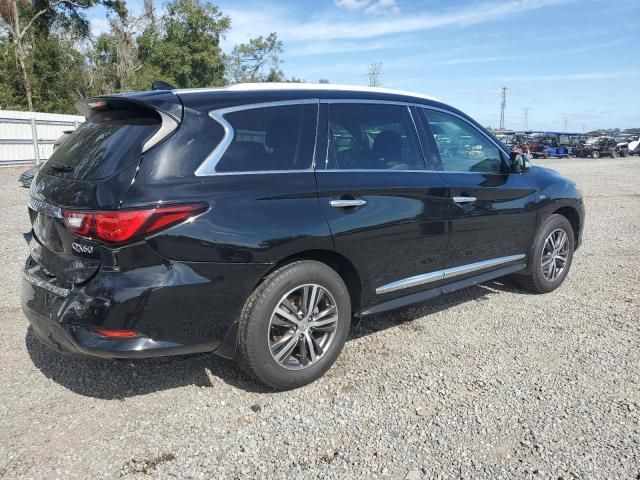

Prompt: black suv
xmin=22 ymin=84 xmax=584 ymax=389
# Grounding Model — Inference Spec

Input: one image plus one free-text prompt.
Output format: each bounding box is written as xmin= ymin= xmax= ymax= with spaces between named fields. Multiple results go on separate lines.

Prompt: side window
xmin=325 ymin=103 xmax=425 ymax=170
xmin=215 ymin=104 xmax=317 ymax=172
xmin=423 ymin=109 xmax=504 ymax=173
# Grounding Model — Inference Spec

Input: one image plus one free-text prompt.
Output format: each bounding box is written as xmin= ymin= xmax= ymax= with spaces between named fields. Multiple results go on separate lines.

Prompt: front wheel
xmin=237 ymin=260 xmax=351 ymax=389
xmin=515 ymin=214 xmax=575 ymax=294
xmin=591 ymin=150 xmax=600 ymax=159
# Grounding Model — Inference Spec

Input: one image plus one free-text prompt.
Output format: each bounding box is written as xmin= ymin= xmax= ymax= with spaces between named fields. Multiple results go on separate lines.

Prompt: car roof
xmin=172 ymin=82 xmax=440 ymax=103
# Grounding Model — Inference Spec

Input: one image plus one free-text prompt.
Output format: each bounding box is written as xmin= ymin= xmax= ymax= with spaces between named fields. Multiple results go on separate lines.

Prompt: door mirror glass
xmin=509 ymin=151 xmax=530 ymax=172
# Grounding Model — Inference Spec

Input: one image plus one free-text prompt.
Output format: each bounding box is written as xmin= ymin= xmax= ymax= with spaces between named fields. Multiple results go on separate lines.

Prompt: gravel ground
xmin=0 ymin=157 xmax=639 ymax=480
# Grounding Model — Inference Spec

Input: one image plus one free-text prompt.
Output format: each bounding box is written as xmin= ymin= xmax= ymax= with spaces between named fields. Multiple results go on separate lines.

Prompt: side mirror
xmin=509 ymin=151 xmax=530 ymax=172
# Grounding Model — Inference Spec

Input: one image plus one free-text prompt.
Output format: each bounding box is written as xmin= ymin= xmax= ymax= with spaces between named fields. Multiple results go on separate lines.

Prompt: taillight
xmin=91 ymin=327 xmax=139 ymax=338
xmin=63 ymin=203 xmax=206 ymax=245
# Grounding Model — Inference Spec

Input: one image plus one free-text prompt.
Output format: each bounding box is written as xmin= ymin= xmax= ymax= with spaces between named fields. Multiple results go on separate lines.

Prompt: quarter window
xmin=324 ymin=103 xmax=425 ymax=170
xmin=423 ymin=109 xmax=504 ymax=173
xmin=215 ymin=104 xmax=317 ymax=172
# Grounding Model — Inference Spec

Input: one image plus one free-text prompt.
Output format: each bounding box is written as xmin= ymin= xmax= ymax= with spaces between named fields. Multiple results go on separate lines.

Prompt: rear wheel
xmin=611 ymin=150 xmax=618 ymax=158
xmin=237 ymin=261 xmax=351 ymax=389
xmin=591 ymin=150 xmax=600 ymax=159
xmin=515 ymin=214 xmax=575 ymax=294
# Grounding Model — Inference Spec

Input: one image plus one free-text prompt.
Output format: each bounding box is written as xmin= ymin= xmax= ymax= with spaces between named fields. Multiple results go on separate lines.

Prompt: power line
xmin=499 ymin=87 xmax=507 ymax=130
xmin=367 ymin=62 xmax=382 ymax=87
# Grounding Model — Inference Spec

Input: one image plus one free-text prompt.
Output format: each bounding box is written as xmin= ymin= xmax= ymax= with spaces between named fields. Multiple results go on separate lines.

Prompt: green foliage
xmin=226 ymin=32 xmax=283 ymax=83
xmin=30 ymin=34 xmax=88 ymax=112
xmin=0 ymin=0 xmax=326 ymax=113
xmin=138 ymin=0 xmax=230 ymax=88
xmin=0 ymin=40 xmax=21 ymax=109
xmin=0 ymin=31 xmax=88 ymax=113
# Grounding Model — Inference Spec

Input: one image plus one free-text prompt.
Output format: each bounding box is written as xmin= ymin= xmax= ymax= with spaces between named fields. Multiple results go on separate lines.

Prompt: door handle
xmin=330 ymin=199 xmax=367 ymax=208
xmin=452 ymin=196 xmax=477 ymax=204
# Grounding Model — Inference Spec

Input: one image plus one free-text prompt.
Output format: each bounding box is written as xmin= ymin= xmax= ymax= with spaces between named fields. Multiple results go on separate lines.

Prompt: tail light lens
xmin=63 ymin=203 xmax=206 ymax=245
xmin=91 ymin=327 xmax=139 ymax=338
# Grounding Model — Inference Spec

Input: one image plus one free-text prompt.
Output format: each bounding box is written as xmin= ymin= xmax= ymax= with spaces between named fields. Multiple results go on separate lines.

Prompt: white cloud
xmin=365 ymin=0 xmax=400 ymax=15
xmin=430 ymin=36 xmax=636 ymax=66
xmin=484 ymin=68 xmax=640 ymax=83
xmin=335 ymin=0 xmax=399 ymax=14
xmin=335 ymin=0 xmax=371 ymax=10
xmin=225 ymin=0 xmax=573 ymax=47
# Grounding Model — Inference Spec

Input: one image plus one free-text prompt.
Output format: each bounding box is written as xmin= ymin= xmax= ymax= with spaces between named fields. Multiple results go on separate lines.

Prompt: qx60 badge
xmin=72 ymin=242 xmax=94 ymax=254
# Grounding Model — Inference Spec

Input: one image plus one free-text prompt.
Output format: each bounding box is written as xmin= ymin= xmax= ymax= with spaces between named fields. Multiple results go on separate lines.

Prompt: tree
xmin=0 ymin=37 xmax=24 ymax=109
xmin=2 ymin=0 xmax=100 ymax=109
xmin=137 ymin=0 xmax=229 ymax=88
xmin=226 ymin=32 xmax=283 ymax=83
xmin=0 ymin=0 xmax=308 ymax=112
xmin=0 ymin=0 xmax=124 ymax=110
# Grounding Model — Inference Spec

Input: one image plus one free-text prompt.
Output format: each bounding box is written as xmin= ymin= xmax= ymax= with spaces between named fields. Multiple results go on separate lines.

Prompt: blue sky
xmin=89 ymin=0 xmax=640 ymax=130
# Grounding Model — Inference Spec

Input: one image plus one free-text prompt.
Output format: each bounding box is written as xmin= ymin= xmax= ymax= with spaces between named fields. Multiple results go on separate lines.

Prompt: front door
xmin=420 ymin=108 xmax=537 ymax=281
xmin=314 ymin=102 xmax=450 ymax=306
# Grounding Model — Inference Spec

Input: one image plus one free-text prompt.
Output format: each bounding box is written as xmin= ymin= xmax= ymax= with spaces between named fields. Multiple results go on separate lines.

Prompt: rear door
xmin=314 ymin=101 xmax=450 ymax=305
xmin=419 ymin=107 xmax=536 ymax=281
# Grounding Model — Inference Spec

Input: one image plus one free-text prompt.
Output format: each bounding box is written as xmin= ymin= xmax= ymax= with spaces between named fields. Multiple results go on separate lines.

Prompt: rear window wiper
xmin=47 ymin=162 xmax=74 ymax=172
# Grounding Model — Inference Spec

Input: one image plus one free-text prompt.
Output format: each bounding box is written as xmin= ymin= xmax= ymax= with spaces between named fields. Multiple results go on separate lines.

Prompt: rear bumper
xmin=21 ymin=255 xmax=271 ymax=359
xmin=23 ymin=301 xmax=212 ymax=359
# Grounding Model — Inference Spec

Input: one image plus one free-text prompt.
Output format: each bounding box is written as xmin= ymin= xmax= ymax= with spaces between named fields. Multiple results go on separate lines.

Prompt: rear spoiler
xmin=75 ymin=91 xmax=183 ymax=154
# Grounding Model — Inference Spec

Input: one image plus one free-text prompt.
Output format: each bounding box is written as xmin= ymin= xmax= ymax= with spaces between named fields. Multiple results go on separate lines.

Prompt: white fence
xmin=0 ymin=110 xmax=84 ymax=166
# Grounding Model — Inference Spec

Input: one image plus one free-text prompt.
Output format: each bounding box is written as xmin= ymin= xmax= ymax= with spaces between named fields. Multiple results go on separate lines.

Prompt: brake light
xmin=63 ymin=204 xmax=206 ymax=244
xmin=87 ymin=100 xmax=107 ymax=110
xmin=91 ymin=327 xmax=139 ymax=338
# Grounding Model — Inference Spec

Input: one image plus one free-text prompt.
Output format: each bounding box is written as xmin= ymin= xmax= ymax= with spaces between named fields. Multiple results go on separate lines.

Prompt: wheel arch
xmin=551 ymin=205 xmax=581 ymax=246
xmin=259 ymin=250 xmax=363 ymax=314
xmin=214 ymin=249 xmax=363 ymax=360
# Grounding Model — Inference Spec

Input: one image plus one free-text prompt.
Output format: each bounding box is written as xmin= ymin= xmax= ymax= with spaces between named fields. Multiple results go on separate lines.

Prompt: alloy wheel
xmin=268 ymin=284 xmax=339 ymax=370
xmin=541 ymin=228 xmax=569 ymax=281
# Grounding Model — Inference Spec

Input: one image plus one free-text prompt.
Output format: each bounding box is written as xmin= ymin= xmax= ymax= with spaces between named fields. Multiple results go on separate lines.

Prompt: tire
xmin=515 ymin=214 xmax=575 ymax=294
xmin=611 ymin=150 xmax=618 ymax=158
xmin=591 ymin=150 xmax=600 ymax=159
xmin=236 ymin=260 xmax=351 ymax=390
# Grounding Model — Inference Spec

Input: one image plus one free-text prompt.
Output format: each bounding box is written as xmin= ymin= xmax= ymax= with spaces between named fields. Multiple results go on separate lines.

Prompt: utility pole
xmin=499 ymin=87 xmax=507 ymax=130
xmin=367 ymin=62 xmax=382 ymax=87
xmin=563 ymin=117 xmax=568 ymax=131
xmin=522 ymin=107 xmax=530 ymax=131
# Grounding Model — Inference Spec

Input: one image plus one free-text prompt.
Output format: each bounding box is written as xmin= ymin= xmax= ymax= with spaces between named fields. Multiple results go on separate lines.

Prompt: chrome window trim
xmin=420 ymin=105 xmax=511 ymax=165
xmin=195 ymin=99 xmax=319 ymax=176
xmin=197 ymin=169 xmax=314 ymax=177
xmin=320 ymin=99 xmax=415 ymax=106
xmin=194 ymin=98 xmax=506 ymax=176
xmin=375 ymin=254 xmax=526 ymax=295
xmin=318 ymin=169 xmax=434 ymax=173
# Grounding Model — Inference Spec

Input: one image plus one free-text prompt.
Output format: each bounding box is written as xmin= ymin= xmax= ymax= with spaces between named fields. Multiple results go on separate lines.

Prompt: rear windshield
xmin=41 ymin=108 xmax=161 ymax=180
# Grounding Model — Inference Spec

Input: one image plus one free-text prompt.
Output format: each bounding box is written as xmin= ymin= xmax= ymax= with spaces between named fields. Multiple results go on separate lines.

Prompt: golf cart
xmin=574 ymin=136 xmax=618 ymax=158
xmin=529 ymin=132 xmax=577 ymax=158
